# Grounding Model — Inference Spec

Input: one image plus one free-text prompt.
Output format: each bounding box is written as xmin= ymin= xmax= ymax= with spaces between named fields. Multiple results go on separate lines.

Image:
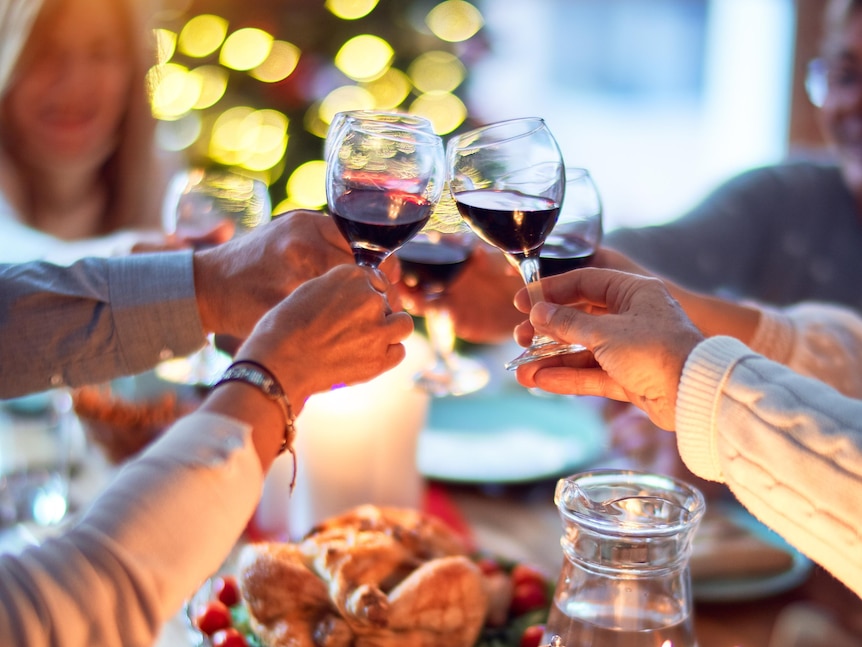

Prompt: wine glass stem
xmin=518 ymin=256 xmax=556 ymax=347
xmin=425 ymin=302 xmax=456 ymax=368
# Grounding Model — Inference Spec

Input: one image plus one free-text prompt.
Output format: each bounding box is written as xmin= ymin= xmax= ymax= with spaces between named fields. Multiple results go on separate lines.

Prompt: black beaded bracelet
xmin=212 ymin=360 xmax=297 ymax=487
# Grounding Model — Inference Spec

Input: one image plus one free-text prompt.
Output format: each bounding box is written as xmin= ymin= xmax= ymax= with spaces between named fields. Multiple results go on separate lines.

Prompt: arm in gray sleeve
xmin=0 ymin=251 xmax=206 ymax=397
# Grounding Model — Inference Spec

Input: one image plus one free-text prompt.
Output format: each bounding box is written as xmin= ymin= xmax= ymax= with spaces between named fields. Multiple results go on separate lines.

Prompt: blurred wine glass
xmin=539 ymin=167 xmax=603 ymax=276
xmin=447 ymin=117 xmax=572 ymax=370
xmin=326 ymin=116 xmax=446 ymax=269
xmin=396 ymin=197 xmax=490 ymax=397
xmin=157 ymin=167 xmax=272 ymax=386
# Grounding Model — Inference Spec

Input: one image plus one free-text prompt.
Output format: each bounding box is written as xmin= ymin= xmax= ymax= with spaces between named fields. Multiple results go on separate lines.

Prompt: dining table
xmin=145 ymin=377 xmax=862 ymax=647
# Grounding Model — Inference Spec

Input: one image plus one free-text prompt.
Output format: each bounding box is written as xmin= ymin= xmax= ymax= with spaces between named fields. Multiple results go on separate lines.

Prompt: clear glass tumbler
xmin=543 ymin=469 xmax=705 ymax=647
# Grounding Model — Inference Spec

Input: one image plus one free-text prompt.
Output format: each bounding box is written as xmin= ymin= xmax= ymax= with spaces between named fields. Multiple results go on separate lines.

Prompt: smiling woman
xmin=0 ymin=0 xmax=176 ymax=262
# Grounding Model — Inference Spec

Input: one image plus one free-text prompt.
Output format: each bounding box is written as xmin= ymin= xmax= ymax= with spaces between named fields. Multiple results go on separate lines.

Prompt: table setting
xmin=1 ymin=110 xmax=860 ymax=647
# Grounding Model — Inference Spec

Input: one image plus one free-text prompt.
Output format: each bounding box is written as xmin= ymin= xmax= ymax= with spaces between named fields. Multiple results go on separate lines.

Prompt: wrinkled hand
xmin=512 ymin=268 xmax=704 ymax=430
xmin=193 ymin=210 xmax=400 ymax=338
xmin=235 ymin=264 xmax=414 ymax=409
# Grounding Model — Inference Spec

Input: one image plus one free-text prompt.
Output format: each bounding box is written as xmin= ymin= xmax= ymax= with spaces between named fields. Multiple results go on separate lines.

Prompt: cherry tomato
xmin=511 ymin=563 xmax=547 ymax=588
xmin=510 ymin=579 xmax=549 ymax=616
xmin=212 ymin=627 xmax=249 ymax=647
xmin=214 ymin=575 xmax=242 ymax=607
xmin=194 ymin=599 xmax=232 ymax=636
xmin=519 ymin=624 xmax=546 ymax=647
xmin=475 ymin=556 xmax=503 ymax=576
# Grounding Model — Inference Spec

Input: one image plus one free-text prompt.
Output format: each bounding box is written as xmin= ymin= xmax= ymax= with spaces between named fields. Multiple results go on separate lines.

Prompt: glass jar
xmin=542 ymin=469 xmax=705 ymax=647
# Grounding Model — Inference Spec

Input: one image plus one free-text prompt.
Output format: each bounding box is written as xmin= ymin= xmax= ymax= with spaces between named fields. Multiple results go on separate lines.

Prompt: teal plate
xmin=417 ymin=391 xmax=607 ymax=484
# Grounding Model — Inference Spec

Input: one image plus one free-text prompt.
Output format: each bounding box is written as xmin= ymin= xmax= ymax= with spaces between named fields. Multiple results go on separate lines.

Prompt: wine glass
xmin=157 ymin=167 xmax=272 ymax=386
xmin=539 ymin=167 xmax=603 ymax=276
xmin=324 ymin=110 xmax=435 ymax=163
xmin=446 ymin=117 xmax=570 ymax=371
xmin=326 ymin=118 xmax=446 ymax=269
xmin=396 ymin=196 xmax=490 ymax=397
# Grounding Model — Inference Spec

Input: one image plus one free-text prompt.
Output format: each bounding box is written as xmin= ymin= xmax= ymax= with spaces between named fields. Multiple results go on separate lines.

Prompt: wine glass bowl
xmin=163 ymin=167 xmax=271 ymax=241
xmin=447 ymin=117 xmax=569 ymax=370
xmin=157 ymin=167 xmax=272 ymax=387
xmin=326 ymin=119 xmax=446 ymax=269
xmin=539 ymin=167 xmax=603 ymax=276
xmin=324 ymin=110 xmax=435 ymax=163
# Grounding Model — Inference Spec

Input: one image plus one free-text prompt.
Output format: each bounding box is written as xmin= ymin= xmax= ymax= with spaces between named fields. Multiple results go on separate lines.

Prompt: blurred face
xmin=820 ymin=8 xmax=862 ymax=197
xmin=1 ymin=0 xmax=133 ymax=171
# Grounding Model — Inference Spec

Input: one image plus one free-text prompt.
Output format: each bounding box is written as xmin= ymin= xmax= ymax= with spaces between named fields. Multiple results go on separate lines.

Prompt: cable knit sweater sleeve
xmin=747 ymin=302 xmax=862 ymax=398
xmin=675 ymin=336 xmax=862 ymax=598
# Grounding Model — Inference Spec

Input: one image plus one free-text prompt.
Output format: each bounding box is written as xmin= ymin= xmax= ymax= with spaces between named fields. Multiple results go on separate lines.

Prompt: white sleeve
xmin=676 ymin=336 xmax=862 ymax=599
xmin=0 ymin=412 xmax=266 ymax=647
xmin=746 ymin=301 xmax=862 ymax=398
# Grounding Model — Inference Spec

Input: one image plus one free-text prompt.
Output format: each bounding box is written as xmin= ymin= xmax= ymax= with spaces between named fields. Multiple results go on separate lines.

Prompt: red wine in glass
xmin=331 ymin=187 xmax=434 ymax=267
xmin=452 ymin=189 xmax=560 ymax=259
xmin=397 ymin=238 xmax=472 ymax=296
xmin=539 ymin=235 xmax=596 ymax=276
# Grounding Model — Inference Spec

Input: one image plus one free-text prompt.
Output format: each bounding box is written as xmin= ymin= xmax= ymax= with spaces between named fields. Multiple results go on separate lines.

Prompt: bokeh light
xmin=189 ymin=65 xmax=228 ymax=109
xmin=409 ymin=91 xmax=467 ymax=134
xmin=209 ymin=106 xmax=289 ymax=171
xmin=155 ymin=112 xmax=202 ymax=152
xmin=154 ymin=28 xmax=177 ymax=64
xmin=251 ymin=40 xmax=301 ymax=83
xmin=362 ymin=67 xmax=412 ymax=109
xmin=220 ymin=28 xmax=274 ymax=71
xmin=286 ymin=160 xmax=327 ymax=208
xmin=326 ymin=0 xmax=379 ymax=20
xmin=335 ymin=34 xmax=394 ymax=81
xmin=426 ymin=0 xmax=483 ymax=43
xmin=177 ymin=14 xmax=228 ymax=58
xmin=150 ymin=63 xmax=200 ymax=120
xmin=408 ymin=50 xmax=464 ymax=93
xmin=320 ymin=85 xmax=377 ymax=124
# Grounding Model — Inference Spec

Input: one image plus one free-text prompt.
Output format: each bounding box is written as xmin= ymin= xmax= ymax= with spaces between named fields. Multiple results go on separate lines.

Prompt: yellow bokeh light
xmin=426 ymin=0 xmax=483 ymax=43
xmin=334 ymin=34 xmax=393 ymax=82
xmin=154 ymin=28 xmax=176 ymax=64
xmin=188 ymin=65 xmax=228 ymax=110
xmin=177 ymin=14 xmax=228 ymax=58
xmin=209 ymin=107 xmax=289 ymax=171
xmin=220 ymin=28 xmax=274 ymax=72
xmin=150 ymin=63 xmax=201 ymax=121
xmin=286 ymin=160 xmax=327 ymax=208
xmin=319 ymin=85 xmax=376 ymax=125
xmin=362 ymin=67 xmax=412 ymax=110
xmin=408 ymin=50 xmax=464 ymax=93
xmin=251 ymin=40 xmax=301 ymax=83
xmin=326 ymin=0 xmax=379 ymax=20
xmin=409 ymin=92 xmax=466 ymax=135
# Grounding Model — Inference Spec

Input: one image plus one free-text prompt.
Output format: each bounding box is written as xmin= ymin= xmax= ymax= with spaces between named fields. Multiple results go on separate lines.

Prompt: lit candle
xmin=258 ymin=333 xmax=433 ymax=539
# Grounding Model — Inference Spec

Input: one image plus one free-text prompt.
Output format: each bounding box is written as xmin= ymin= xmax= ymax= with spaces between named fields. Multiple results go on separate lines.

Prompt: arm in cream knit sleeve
xmin=512 ymin=268 xmax=862 ymax=598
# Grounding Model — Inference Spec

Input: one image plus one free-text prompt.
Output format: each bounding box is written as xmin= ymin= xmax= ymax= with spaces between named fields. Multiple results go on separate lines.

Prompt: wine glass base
xmin=504 ymin=341 xmax=587 ymax=371
xmin=415 ymin=354 xmax=490 ymax=397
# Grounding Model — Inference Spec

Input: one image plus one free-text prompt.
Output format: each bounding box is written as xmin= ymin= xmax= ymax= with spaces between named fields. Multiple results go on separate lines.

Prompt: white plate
xmin=693 ymin=505 xmax=813 ymax=603
xmin=416 ymin=390 xmax=607 ymax=483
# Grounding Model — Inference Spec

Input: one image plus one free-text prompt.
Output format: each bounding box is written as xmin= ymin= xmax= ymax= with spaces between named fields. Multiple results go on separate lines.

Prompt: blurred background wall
xmin=149 ymin=0 xmax=824 ymax=230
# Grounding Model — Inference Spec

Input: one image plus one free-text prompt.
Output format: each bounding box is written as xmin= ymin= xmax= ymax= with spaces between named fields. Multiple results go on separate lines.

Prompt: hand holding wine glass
xmin=446 ymin=117 xmax=570 ymax=370
xmin=326 ymin=117 xmax=446 ymax=269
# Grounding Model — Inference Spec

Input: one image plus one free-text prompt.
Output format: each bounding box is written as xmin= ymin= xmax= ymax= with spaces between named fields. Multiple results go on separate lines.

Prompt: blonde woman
xmin=0 ymin=0 xmax=179 ymax=262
